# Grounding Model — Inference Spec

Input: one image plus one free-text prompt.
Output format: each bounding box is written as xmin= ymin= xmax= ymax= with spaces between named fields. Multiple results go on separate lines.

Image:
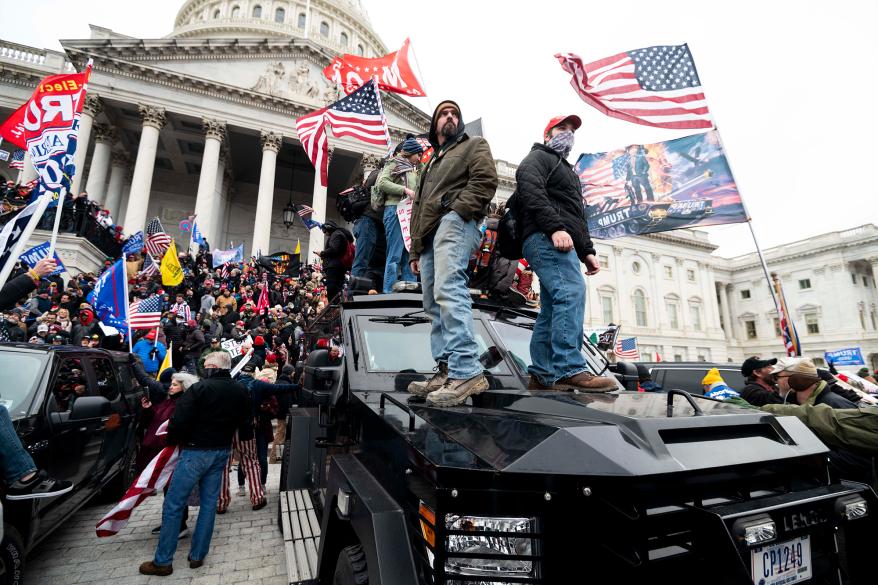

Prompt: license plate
xmin=751 ymin=535 xmax=812 ymax=585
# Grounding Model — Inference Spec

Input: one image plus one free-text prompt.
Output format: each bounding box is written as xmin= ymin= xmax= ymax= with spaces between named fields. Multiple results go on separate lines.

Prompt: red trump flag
xmin=323 ymin=38 xmax=425 ymax=97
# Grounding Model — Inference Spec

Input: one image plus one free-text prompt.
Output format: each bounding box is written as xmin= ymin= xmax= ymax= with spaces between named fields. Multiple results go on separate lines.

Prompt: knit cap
xmin=701 ymin=368 xmax=724 ymax=386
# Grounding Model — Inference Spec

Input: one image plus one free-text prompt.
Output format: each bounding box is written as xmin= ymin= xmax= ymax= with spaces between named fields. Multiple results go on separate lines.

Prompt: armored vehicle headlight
xmin=732 ymin=513 xmax=777 ymax=547
xmin=444 ymin=515 xmax=537 ymax=578
xmin=835 ymin=495 xmax=868 ymax=521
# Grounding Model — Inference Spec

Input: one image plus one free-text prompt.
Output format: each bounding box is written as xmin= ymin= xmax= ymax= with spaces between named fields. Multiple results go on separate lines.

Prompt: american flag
xmin=138 ymin=253 xmax=159 ymax=278
xmin=579 ymin=153 xmax=630 ymax=206
xmin=145 ymin=218 xmax=172 ymax=257
xmin=296 ymin=79 xmax=390 ymax=187
xmin=9 ymin=149 xmax=25 ymax=170
xmin=556 ymin=44 xmax=713 ymax=130
xmin=128 ymin=295 xmax=163 ymax=329
xmin=296 ymin=204 xmax=314 ymax=217
xmin=773 ymin=276 xmax=802 ymax=357
xmin=614 ymin=337 xmax=640 ymax=360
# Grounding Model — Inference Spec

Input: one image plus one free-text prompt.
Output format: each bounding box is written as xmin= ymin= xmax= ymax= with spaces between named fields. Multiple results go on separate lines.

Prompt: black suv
xmin=0 ymin=344 xmax=143 ymax=585
xmin=278 ymin=294 xmax=875 ymax=584
xmin=639 ymin=361 xmax=747 ymax=395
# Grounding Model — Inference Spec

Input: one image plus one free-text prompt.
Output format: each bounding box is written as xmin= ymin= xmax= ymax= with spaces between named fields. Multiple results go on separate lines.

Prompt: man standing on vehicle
xmin=740 ymin=356 xmax=785 ymax=406
xmin=407 ymin=101 xmax=498 ymax=407
xmin=515 ymin=115 xmax=616 ymax=391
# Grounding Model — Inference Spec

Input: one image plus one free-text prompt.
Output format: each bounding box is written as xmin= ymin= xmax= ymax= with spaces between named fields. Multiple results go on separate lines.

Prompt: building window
xmin=863 ymin=276 xmax=870 ymax=287
xmin=252 ymin=5 xmax=262 ymax=17
xmin=357 ymin=44 xmax=365 ymax=56
xmin=851 ymin=272 xmax=858 ymax=285
xmin=689 ymin=304 xmax=702 ymax=330
xmin=687 ymin=268 xmax=696 ymax=282
xmin=213 ymin=8 xmax=221 ymax=18
xmin=633 ymin=290 xmax=648 ymax=327
xmin=664 ymin=266 xmax=673 ymax=279
xmin=805 ymin=314 xmax=819 ymax=334
xmin=275 ymin=7 xmax=285 ymax=23
xmin=231 ymin=5 xmax=240 ymax=17
xmin=297 ymin=12 xmax=306 ymax=27
xmin=632 ymin=261 xmax=641 ymax=274
xmin=340 ymin=32 xmax=348 ymax=46
xmin=871 ymin=309 xmax=877 ymax=330
xmin=320 ymin=21 xmax=329 ymax=37
xmin=696 ymin=348 xmax=710 ymax=362
xmin=745 ymin=320 xmax=757 ymax=339
xmin=673 ymin=347 xmax=687 ymax=362
xmin=740 ymin=289 xmax=751 ymax=299
xmin=799 ymin=278 xmax=812 ymax=290
xmin=598 ymin=254 xmax=609 ymax=269
xmin=666 ymin=302 xmax=679 ymax=329
xmin=773 ymin=317 xmax=782 ymax=337
xmin=600 ymin=295 xmax=614 ymax=325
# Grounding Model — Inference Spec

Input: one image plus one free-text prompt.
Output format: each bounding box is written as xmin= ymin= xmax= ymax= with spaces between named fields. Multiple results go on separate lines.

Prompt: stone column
xmin=123 ymin=105 xmax=166 ymax=235
xmin=722 ymin=284 xmax=737 ymax=342
xmin=18 ymin=152 xmax=39 ymax=184
xmin=209 ymin=153 xmax=228 ymax=250
xmin=84 ymin=124 xmax=115 ymax=205
xmin=308 ymin=146 xmax=333 ymax=259
xmin=70 ymin=94 xmax=101 ymax=197
xmin=361 ymin=153 xmax=382 ymax=182
xmin=191 ymin=118 xmax=226 ymax=253
xmin=252 ymin=131 xmax=282 ymax=256
xmin=104 ymin=152 xmax=130 ymax=221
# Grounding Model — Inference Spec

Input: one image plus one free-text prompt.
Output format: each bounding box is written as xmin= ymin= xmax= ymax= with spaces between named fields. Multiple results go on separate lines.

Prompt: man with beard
xmin=740 ymin=356 xmax=785 ymax=406
xmin=407 ymin=101 xmax=498 ymax=407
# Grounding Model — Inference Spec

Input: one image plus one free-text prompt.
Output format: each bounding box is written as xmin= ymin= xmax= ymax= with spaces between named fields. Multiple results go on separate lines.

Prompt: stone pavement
xmin=26 ymin=462 xmax=287 ymax=585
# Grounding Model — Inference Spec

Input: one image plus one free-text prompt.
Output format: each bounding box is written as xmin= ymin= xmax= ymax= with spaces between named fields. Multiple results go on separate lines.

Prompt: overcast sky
xmin=2 ymin=0 xmax=875 ymax=258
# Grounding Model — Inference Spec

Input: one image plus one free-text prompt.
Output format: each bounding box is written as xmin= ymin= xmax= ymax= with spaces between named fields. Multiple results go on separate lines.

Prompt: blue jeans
xmin=351 ymin=216 xmax=378 ymax=278
xmin=0 ymin=405 xmax=36 ymax=484
xmin=155 ymin=448 xmax=230 ymax=566
xmin=383 ymin=205 xmax=414 ymax=293
xmin=522 ymin=232 xmax=589 ymax=386
xmin=419 ymin=211 xmax=483 ymax=380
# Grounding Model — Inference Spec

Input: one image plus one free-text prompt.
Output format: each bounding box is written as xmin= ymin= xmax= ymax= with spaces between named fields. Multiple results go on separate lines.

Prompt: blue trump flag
xmin=20 ymin=241 xmax=66 ymax=275
xmin=211 ymin=243 xmax=244 ymax=267
xmin=122 ymin=231 xmax=144 ymax=255
xmin=87 ymin=258 xmax=129 ymax=335
xmin=192 ymin=220 xmax=207 ymax=248
xmin=825 ymin=347 xmax=865 ymax=367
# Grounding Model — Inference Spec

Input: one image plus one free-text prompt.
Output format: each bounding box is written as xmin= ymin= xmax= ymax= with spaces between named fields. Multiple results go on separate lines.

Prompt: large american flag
xmin=145 ymin=218 xmax=171 ymax=257
xmin=556 ymin=44 xmax=713 ymax=130
xmin=773 ymin=277 xmax=802 ymax=357
xmin=128 ymin=295 xmax=163 ymax=329
xmin=297 ymin=204 xmax=314 ymax=217
xmin=614 ymin=337 xmax=640 ymax=360
xmin=8 ymin=149 xmax=25 ymax=170
xmin=296 ymin=79 xmax=389 ymax=187
xmin=138 ymin=253 xmax=159 ymax=278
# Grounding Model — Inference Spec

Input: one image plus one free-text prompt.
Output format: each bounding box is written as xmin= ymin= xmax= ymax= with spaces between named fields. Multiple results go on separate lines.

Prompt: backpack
xmin=336 ymin=184 xmax=371 ymax=222
xmin=496 ymin=156 xmax=564 ymax=260
xmin=259 ymin=394 xmax=280 ymax=418
xmin=341 ymin=240 xmax=355 ymax=270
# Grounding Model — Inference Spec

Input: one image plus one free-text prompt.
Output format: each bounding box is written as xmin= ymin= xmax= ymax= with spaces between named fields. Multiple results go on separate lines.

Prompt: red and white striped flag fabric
xmin=556 ymin=45 xmax=713 ymax=130
xmin=128 ymin=295 xmax=163 ymax=329
xmin=256 ymin=281 xmax=269 ymax=315
xmin=296 ymin=79 xmax=389 ymax=187
xmin=96 ymin=421 xmax=178 ymax=537
xmin=145 ymin=217 xmax=172 ymax=257
xmin=614 ymin=336 xmax=640 ymax=360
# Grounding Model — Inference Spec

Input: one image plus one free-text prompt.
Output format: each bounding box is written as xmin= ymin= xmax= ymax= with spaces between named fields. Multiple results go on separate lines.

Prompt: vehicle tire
xmin=0 ymin=524 xmax=25 ymax=585
xmin=333 ymin=544 xmax=368 ymax=585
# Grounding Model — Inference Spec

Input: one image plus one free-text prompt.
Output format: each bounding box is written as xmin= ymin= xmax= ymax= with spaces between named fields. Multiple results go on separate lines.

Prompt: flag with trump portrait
xmin=575 ymin=130 xmax=747 ymax=240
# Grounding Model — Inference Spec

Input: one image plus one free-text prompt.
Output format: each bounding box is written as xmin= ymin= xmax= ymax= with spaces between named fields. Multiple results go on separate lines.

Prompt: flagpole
xmin=122 ymin=257 xmax=134 ymax=353
xmin=0 ymin=194 xmax=52 ymax=291
xmin=407 ymin=40 xmax=433 ymax=113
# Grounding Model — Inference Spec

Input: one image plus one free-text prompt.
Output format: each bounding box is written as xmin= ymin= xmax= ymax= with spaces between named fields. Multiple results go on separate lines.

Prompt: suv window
xmin=0 ymin=352 xmax=46 ymax=416
xmin=48 ymin=357 xmax=89 ymax=412
xmin=91 ymin=357 xmax=120 ymax=400
xmin=657 ymin=367 xmax=747 ymax=396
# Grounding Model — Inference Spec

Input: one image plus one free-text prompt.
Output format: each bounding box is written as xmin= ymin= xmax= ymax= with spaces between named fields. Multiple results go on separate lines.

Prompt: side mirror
xmin=69 ymin=395 xmax=111 ymax=420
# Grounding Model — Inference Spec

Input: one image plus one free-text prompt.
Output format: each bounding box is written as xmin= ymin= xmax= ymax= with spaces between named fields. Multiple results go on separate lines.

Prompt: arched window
xmin=275 ymin=7 xmax=285 ymax=23
xmin=340 ymin=32 xmax=348 ymax=46
xmin=320 ymin=21 xmax=330 ymax=37
xmin=252 ymin=4 xmax=262 ymax=17
xmin=213 ymin=8 xmax=221 ymax=18
xmin=298 ymin=12 xmax=306 ymax=28
xmin=633 ymin=289 xmax=648 ymax=327
xmin=231 ymin=5 xmax=240 ymax=17
xmin=357 ymin=44 xmax=364 ymax=56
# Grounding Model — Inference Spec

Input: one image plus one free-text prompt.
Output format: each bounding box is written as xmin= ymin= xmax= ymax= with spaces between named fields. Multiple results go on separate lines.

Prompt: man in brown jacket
xmin=407 ymin=100 xmax=498 ymax=407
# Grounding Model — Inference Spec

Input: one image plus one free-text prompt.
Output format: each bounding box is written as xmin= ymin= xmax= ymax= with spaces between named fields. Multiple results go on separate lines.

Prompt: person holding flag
xmin=133 ymin=329 xmax=168 ymax=377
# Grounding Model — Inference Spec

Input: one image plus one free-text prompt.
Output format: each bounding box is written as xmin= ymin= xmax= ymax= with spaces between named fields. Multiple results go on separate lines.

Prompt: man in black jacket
xmin=740 ymin=356 xmax=785 ymax=406
xmin=140 ymin=350 xmax=252 ymax=576
xmin=515 ymin=115 xmax=616 ymax=392
xmin=319 ymin=220 xmax=353 ymax=301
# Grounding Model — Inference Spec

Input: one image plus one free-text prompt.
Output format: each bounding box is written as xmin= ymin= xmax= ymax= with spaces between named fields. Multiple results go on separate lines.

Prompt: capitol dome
xmin=170 ymin=0 xmax=387 ymax=58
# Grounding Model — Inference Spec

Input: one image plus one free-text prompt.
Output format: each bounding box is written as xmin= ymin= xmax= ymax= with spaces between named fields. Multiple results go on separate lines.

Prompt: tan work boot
xmin=555 ymin=371 xmax=618 ymax=392
xmin=407 ymin=362 xmax=448 ymax=397
xmin=427 ymin=374 xmax=489 ymax=407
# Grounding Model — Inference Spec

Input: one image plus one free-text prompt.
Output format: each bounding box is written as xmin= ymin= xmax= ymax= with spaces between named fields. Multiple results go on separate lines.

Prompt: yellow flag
xmin=294 ymin=239 xmax=301 ymax=255
xmin=159 ymin=341 xmax=173 ymax=377
xmin=160 ymin=240 xmax=184 ymax=286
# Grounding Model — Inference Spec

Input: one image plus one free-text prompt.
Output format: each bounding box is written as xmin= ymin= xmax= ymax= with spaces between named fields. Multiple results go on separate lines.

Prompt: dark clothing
xmin=0 ymin=273 xmax=37 ymax=311
xmin=136 ymin=393 xmax=181 ymax=473
xmin=516 ymin=143 xmax=596 ymax=262
xmin=811 ymin=381 xmax=858 ymax=409
xmin=131 ymin=356 xmax=170 ymax=403
xmin=167 ymin=371 xmax=253 ymax=449
xmin=741 ymin=377 xmax=785 ymax=406
xmin=320 ymin=228 xmax=353 ymax=269
xmin=181 ymin=328 xmax=206 ymax=358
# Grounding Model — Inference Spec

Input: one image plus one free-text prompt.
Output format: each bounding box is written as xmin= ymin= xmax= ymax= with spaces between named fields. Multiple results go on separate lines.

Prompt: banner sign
xmin=396 ymin=197 xmax=413 ymax=252
xmin=258 ymin=252 xmax=300 ymax=275
xmin=20 ymin=241 xmax=66 ymax=275
xmin=584 ymin=325 xmax=619 ymax=350
xmin=221 ymin=335 xmax=252 ymax=359
xmin=575 ymin=130 xmax=747 ymax=239
xmin=212 ymin=244 xmax=244 ymax=268
xmin=824 ymin=347 xmax=865 ymax=367
xmin=122 ymin=231 xmax=144 ymax=255
xmin=323 ymin=38 xmax=425 ymax=97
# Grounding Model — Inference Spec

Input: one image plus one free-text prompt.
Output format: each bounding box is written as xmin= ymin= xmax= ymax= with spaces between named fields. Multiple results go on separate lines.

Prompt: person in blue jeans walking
xmin=374 ymin=137 xmax=423 ymax=293
xmin=515 ymin=114 xmax=617 ymax=392
xmin=140 ymin=350 xmax=252 ymax=576
xmin=407 ymin=101 xmax=499 ymax=407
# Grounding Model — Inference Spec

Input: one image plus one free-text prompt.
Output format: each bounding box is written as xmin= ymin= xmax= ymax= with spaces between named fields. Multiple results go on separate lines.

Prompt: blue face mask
xmin=546 ymin=130 xmax=575 ymax=158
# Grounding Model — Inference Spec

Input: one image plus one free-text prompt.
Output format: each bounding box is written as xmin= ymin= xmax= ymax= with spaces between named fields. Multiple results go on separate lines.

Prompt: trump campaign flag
xmin=122 ymin=231 xmax=144 ymax=256
xmin=20 ymin=241 xmax=66 ymax=275
xmin=323 ymin=38 xmax=426 ymax=97
xmin=0 ymin=194 xmax=53 ymax=289
xmin=211 ymin=243 xmax=244 ymax=268
xmin=87 ymin=259 xmax=130 ymax=334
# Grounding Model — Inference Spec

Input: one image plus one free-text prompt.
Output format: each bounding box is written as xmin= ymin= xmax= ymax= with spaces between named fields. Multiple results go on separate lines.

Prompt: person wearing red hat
xmin=513 ymin=115 xmax=616 ymax=392
xmin=134 ymin=329 xmax=168 ymax=376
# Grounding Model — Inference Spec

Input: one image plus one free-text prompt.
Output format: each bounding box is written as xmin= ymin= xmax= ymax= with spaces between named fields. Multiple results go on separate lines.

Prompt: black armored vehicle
xmin=279 ymin=293 xmax=875 ymax=585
